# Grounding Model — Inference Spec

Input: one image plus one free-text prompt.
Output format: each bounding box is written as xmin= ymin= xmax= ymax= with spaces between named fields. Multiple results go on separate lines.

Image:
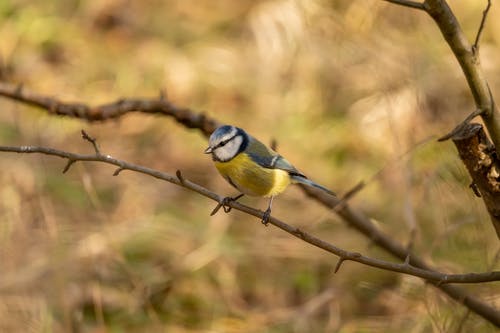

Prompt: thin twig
xmin=382 ymin=0 xmax=425 ymax=10
xmin=438 ymin=85 xmax=494 ymax=142
xmin=332 ymin=135 xmax=435 ymax=209
xmin=81 ymin=130 xmax=100 ymax=155
xmin=454 ymin=248 xmax=500 ymax=332
xmin=300 ymin=185 xmax=500 ymax=326
xmin=423 ymin=0 xmax=500 ymax=149
xmin=0 ymin=143 xmax=499 ymax=286
xmin=472 ymin=0 xmax=492 ymax=56
xmin=332 ymin=181 xmax=365 ymax=212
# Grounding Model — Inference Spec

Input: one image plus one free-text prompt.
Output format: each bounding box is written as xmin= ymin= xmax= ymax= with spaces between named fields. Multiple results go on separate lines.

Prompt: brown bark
xmin=452 ymin=122 xmax=500 ymax=239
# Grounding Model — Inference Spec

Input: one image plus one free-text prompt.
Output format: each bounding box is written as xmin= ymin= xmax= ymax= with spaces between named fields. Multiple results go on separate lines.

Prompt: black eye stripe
xmin=217 ymin=134 xmax=237 ymax=148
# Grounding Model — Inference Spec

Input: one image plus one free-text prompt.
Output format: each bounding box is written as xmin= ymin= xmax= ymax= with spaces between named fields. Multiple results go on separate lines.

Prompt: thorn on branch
xmin=81 ymin=129 xmax=101 ymax=154
xmin=62 ymin=159 xmax=76 ymax=173
xmin=334 ymin=257 xmax=346 ymax=273
xmin=210 ymin=201 xmax=225 ymax=216
xmin=176 ymin=170 xmax=184 ymax=184
xmin=113 ymin=167 xmax=124 ymax=176
xmin=404 ymin=254 xmax=411 ymax=266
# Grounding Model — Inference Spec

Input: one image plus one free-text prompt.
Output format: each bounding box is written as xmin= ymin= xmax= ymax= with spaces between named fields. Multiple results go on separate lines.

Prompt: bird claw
xmin=210 ymin=194 xmax=244 ymax=216
xmin=261 ymin=208 xmax=271 ymax=226
xmin=221 ymin=197 xmax=234 ymax=213
xmin=210 ymin=194 xmax=273 ymax=226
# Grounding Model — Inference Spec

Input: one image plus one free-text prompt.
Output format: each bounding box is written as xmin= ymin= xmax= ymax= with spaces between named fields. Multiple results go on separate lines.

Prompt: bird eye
xmin=219 ymin=140 xmax=227 ymax=147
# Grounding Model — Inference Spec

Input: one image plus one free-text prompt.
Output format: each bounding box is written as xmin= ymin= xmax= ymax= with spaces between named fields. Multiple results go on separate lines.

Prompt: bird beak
xmin=204 ymin=146 xmax=213 ymax=154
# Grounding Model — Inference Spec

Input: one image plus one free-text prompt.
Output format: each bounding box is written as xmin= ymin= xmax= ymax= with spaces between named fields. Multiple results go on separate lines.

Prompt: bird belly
xmin=215 ymin=154 xmax=291 ymax=197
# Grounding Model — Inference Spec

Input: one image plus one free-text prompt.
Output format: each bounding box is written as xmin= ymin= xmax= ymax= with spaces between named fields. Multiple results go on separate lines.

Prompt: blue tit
xmin=204 ymin=125 xmax=335 ymax=224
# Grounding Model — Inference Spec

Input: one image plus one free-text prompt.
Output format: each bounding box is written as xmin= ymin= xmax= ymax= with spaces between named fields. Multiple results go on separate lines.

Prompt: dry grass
xmin=0 ymin=0 xmax=499 ymax=332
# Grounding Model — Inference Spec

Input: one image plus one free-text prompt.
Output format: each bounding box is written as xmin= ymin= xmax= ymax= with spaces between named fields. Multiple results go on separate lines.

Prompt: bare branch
xmin=299 ymin=186 xmax=500 ymax=326
xmin=0 ymin=82 xmax=498 ymax=324
xmin=0 ymin=142 xmax=499 ymax=287
xmin=0 ymin=82 xmax=220 ymax=137
xmin=382 ymin=0 xmax=425 ymax=10
xmin=423 ymin=0 xmax=500 ymax=149
xmin=472 ymin=0 xmax=492 ymax=56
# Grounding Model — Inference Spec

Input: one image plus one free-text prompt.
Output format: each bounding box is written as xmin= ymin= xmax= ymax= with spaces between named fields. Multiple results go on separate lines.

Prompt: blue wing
xmin=245 ymin=136 xmax=336 ymax=196
xmin=245 ymin=137 xmax=305 ymax=177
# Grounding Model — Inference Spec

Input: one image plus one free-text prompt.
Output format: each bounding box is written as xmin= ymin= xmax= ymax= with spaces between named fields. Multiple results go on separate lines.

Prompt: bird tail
xmin=291 ymin=175 xmax=336 ymax=196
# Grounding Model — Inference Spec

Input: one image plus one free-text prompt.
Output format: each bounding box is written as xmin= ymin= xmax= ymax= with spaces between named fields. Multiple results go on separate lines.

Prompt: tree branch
xmin=2 ymin=141 xmax=500 ymax=326
xmin=422 ymin=0 xmax=500 ymax=149
xmin=299 ymin=186 xmax=500 ymax=327
xmin=388 ymin=0 xmax=500 ymax=241
xmin=0 ymin=141 xmax=499 ymax=286
xmin=0 ymin=82 xmax=219 ymax=137
xmin=0 ymin=83 xmax=499 ymax=325
xmin=450 ymin=123 xmax=500 ymax=239
xmin=384 ymin=0 xmax=500 ymax=148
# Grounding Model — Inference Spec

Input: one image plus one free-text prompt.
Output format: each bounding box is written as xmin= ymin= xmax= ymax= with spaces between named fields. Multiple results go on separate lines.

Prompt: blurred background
xmin=0 ymin=0 xmax=499 ymax=332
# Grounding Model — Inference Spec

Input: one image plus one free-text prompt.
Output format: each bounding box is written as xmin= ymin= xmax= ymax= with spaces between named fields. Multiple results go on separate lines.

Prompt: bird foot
xmin=210 ymin=194 xmax=244 ymax=216
xmin=261 ymin=208 xmax=271 ymax=226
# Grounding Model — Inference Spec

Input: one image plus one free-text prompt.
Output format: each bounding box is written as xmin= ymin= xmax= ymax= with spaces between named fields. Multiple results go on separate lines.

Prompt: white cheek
xmin=214 ymin=136 xmax=243 ymax=161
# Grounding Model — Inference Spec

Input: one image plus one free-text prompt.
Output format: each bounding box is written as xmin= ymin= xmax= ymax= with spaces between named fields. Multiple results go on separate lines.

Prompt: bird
xmin=204 ymin=125 xmax=335 ymax=224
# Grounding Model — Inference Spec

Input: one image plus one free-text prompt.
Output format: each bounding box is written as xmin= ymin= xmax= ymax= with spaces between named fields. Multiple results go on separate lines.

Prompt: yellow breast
xmin=214 ymin=153 xmax=291 ymax=197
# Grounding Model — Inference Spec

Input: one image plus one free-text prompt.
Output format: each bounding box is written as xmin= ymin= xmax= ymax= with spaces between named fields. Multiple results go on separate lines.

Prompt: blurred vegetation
xmin=0 ymin=0 xmax=499 ymax=332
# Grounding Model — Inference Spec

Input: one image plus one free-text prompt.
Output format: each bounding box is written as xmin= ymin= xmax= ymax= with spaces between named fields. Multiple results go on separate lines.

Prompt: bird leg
xmin=210 ymin=193 xmax=244 ymax=216
xmin=261 ymin=196 xmax=274 ymax=226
